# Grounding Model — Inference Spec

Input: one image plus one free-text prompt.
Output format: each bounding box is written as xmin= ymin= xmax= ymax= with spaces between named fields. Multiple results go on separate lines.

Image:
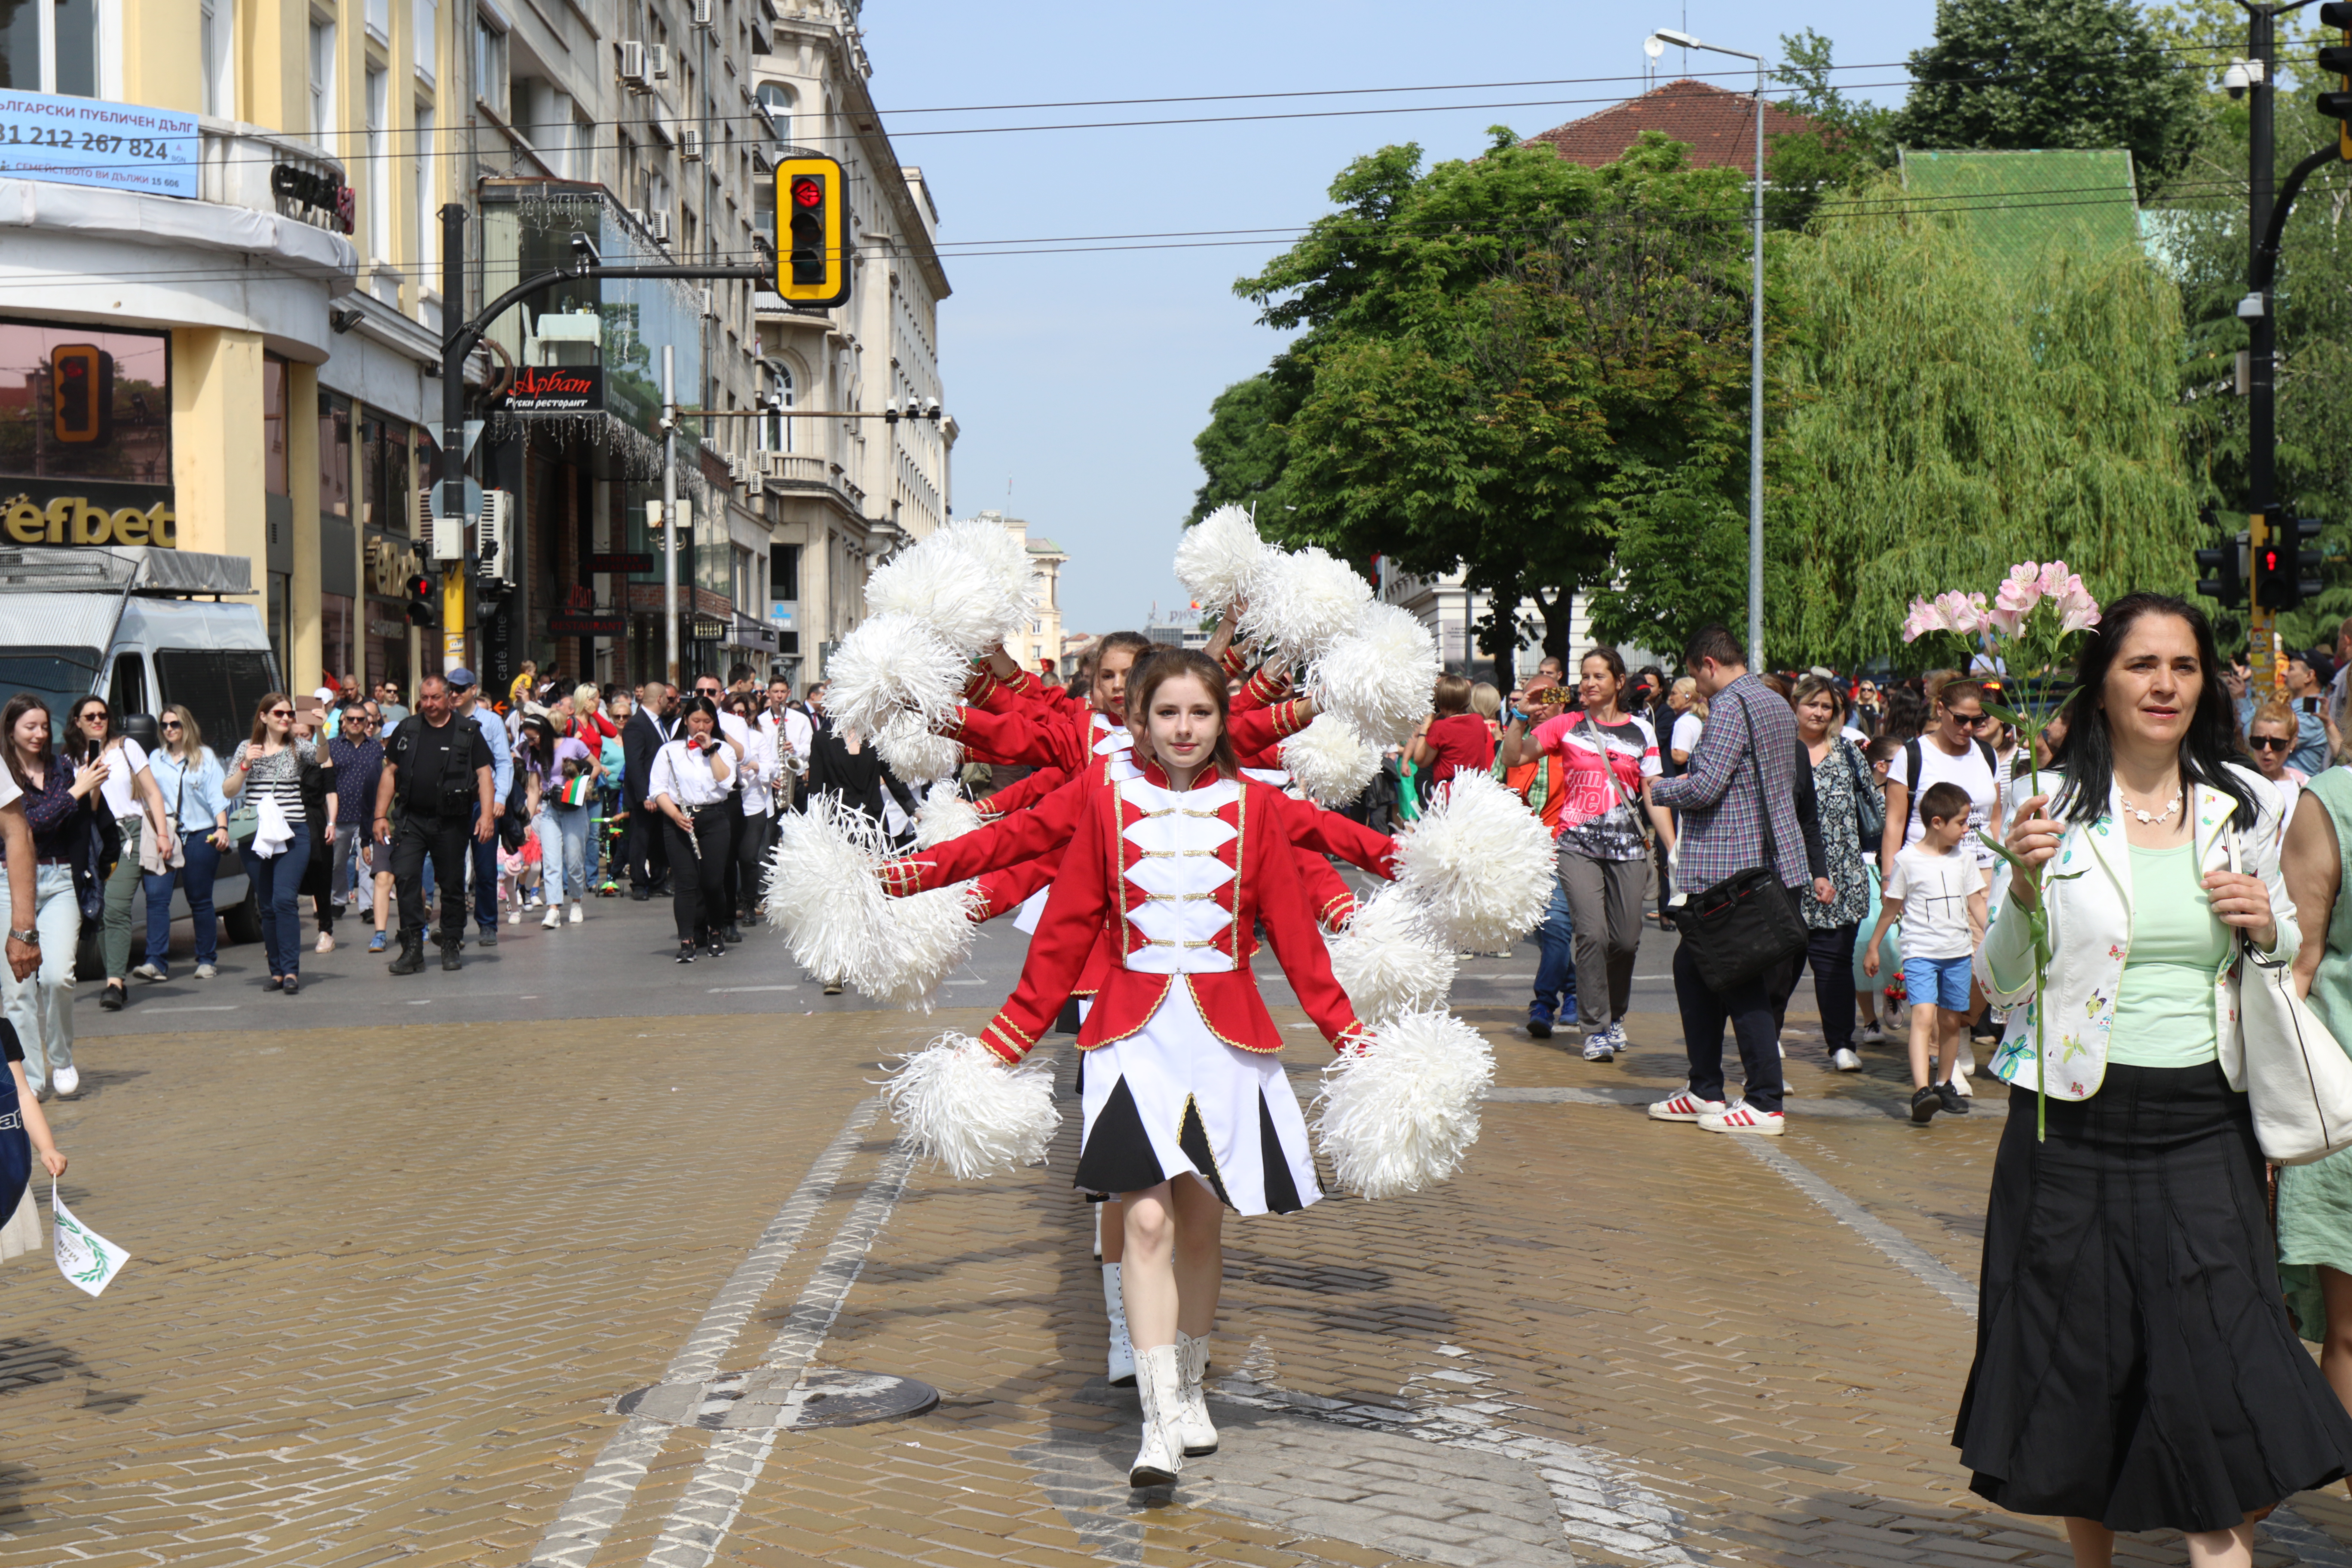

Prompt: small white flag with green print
xmin=51 ymin=1183 xmax=127 ymax=1297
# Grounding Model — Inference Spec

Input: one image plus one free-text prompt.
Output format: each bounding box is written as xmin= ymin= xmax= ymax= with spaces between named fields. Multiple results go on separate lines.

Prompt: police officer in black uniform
xmin=372 ymin=673 xmax=495 ymax=974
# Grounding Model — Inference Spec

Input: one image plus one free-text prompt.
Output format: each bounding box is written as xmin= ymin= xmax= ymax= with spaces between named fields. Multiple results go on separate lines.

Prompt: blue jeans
xmin=536 ymin=803 xmax=591 ymax=903
xmin=251 ymin=829 xmax=312 ymax=979
xmin=1533 ymin=881 xmax=1577 ymax=1014
xmin=142 ymin=833 xmax=224 ymax=972
xmin=0 ymin=866 xmax=78 ymax=1095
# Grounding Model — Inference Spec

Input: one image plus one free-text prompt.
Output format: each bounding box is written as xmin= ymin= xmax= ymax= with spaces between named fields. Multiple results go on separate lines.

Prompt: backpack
xmin=1901 ymin=735 xmax=1998 ymax=840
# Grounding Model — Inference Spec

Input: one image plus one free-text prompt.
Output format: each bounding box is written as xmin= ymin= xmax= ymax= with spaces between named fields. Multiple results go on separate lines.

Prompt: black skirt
xmin=1956 ymin=1065 xmax=2352 ymax=1533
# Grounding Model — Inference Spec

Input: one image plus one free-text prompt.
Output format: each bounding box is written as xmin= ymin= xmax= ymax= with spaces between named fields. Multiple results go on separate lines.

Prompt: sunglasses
xmin=159 ymin=720 xmax=182 ymax=732
xmin=2249 ymin=735 xmax=2293 ymax=751
xmin=78 ymin=711 xmax=106 ymax=723
xmin=268 ymin=708 xmax=294 ymax=718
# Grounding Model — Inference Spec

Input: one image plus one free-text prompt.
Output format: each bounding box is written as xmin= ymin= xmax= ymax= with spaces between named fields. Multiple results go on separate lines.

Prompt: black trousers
xmin=1768 ymin=921 xmax=1860 ymax=1053
xmin=663 ymin=810 xmax=731 ymax=944
xmin=732 ymin=812 xmax=770 ymax=919
xmin=627 ymin=802 xmax=669 ymax=891
xmin=392 ymin=813 xmax=472 ymax=946
xmin=709 ymin=801 xmax=742 ymax=920
xmin=1674 ymin=939 xmax=1785 ymax=1113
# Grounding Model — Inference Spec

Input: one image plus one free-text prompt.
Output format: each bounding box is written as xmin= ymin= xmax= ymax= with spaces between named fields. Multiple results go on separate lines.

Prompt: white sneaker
xmin=1831 ymin=1048 xmax=1864 ymax=1072
xmin=130 ymin=962 xmax=165 ymax=983
xmin=567 ymin=902 xmax=584 ymax=925
xmin=51 ymin=1065 xmax=79 ymax=1099
xmin=1648 ymin=1088 xmax=1726 ymax=1123
xmin=195 ymin=963 xmax=217 ymax=980
xmin=508 ymin=907 xmax=522 ymax=925
xmin=1859 ymin=1023 xmax=1884 ymax=1045
xmin=315 ymin=931 xmax=334 ymax=953
xmin=1700 ymin=1102 xmax=1785 ymax=1135
xmin=1582 ymin=1034 xmax=1615 ymax=1063
xmin=542 ymin=906 xmax=561 ymax=929
xmin=1102 ymin=1262 xmax=1136 ymax=1387
xmin=1174 ymin=1332 xmax=1219 ymax=1456
xmin=1952 ymin=1068 xmax=1975 ymax=1097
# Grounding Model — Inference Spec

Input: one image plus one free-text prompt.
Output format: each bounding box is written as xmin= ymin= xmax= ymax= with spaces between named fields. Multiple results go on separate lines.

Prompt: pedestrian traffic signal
xmin=403 ymin=570 xmax=438 ymax=626
xmin=2321 ymin=4 xmax=2352 ymax=157
xmin=2196 ymin=529 xmax=2247 ymax=607
xmin=50 ymin=343 xmax=111 ymax=446
xmin=774 ymin=155 xmax=850 ymax=309
xmin=2251 ymin=515 xmax=2325 ymax=614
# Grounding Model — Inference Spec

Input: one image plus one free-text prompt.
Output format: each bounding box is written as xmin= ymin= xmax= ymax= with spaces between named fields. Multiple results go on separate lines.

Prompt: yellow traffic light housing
xmin=50 ymin=343 xmax=110 ymax=446
xmin=775 ymin=155 xmax=851 ymax=308
xmin=2321 ymin=3 xmax=2352 ymax=160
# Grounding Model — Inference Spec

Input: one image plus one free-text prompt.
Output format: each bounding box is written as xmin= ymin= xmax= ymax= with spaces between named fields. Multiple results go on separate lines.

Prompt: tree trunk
xmin=1533 ymin=586 xmax=1575 ymax=669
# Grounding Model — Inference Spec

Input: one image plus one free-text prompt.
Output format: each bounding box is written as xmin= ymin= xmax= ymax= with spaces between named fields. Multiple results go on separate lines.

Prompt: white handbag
xmin=2232 ymin=836 xmax=2352 ymax=1164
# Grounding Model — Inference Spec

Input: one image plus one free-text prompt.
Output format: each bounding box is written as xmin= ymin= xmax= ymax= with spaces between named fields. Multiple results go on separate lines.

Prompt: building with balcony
xmin=0 ymin=0 xmax=928 ymax=707
xmin=750 ymin=0 xmax=954 ymax=684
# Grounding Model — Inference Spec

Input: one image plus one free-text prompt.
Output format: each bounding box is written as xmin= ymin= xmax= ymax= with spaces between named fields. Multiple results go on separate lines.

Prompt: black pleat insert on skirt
xmin=1955 ymin=1065 xmax=2352 ymax=1533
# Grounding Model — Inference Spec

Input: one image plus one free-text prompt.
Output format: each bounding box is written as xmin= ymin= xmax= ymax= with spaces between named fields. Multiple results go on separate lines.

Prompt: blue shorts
xmin=1902 ymin=954 xmax=1974 ymax=1013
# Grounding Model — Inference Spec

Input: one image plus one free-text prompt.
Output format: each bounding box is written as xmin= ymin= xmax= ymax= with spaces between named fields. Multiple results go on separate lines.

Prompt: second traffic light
xmin=2251 ymin=514 xmax=2325 ymax=614
xmin=774 ymin=155 xmax=851 ymax=309
xmin=2197 ymin=530 xmax=2247 ymax=606
xmin=403 ymin=570 xmax=438 ymax=626
xmin=51 ymin=343 xmax=112 ymax=447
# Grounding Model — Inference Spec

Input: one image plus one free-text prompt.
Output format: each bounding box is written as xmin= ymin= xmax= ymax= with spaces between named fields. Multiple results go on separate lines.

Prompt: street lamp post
xmin=1649 ymin=29 xmax=1766 ymax=668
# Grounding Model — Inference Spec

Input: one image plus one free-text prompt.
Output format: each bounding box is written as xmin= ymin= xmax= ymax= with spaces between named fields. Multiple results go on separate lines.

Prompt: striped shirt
xmin=230 ymin=738 xmax=318 ymax=824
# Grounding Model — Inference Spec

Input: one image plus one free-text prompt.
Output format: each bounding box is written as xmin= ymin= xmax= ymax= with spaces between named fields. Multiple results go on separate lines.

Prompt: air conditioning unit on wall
xmin=680 ymin=128 xmax=703 ymax=161
xmin=691 ymin=0 xmax=714 ymax=25
xmin=617 ymin=40 xmax=648 ymax=89
xmin=650 ymin=210 xmax=672 ymax=244
xmin=649 ymin=43 xmax=672 ymax=80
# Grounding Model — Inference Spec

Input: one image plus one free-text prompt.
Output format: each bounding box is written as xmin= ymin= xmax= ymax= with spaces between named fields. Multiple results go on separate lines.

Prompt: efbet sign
xmin=0 ymin=488 xmax=175 ymax=547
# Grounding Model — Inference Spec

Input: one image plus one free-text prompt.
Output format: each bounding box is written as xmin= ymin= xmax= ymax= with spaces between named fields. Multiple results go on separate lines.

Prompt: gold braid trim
xmin=1271 ymin=698 xmax=1310 ymax=740
xmin=1319 ymin=892 xmax=1357 ymax=932
xmin=877 ymin=860 xmax=929 ymax=897
xmin=1219 ymin=644 xmax=1249 ymax=679
xmin=1245 ymin=666 xmax=1292 ymax=706
xmin=962 ymin=665 xmax=998 ymax=705
xmin=980 ymin=1019 xmax=1031 ymax=1064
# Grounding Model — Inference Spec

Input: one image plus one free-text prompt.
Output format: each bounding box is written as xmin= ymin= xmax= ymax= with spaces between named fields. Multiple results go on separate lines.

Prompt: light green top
xmin=2107 ymin=842 xmax=2228 ymax=1069
xmin=2279 ymin=769 xmax=2352 ymax=1340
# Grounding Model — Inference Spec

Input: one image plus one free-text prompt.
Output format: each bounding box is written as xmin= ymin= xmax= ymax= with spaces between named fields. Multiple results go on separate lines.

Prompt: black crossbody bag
xmin=1667 ymin=701 xmax=1809 ymax=992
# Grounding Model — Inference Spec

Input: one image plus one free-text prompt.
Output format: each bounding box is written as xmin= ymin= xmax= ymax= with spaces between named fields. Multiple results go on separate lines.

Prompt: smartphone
xmin=2305 ymin=697 xmax=2321 ymax=715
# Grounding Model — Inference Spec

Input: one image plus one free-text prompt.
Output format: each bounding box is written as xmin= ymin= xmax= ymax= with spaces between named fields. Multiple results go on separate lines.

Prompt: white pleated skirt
xmin=1073 ymin=980 xmax=1321 ymax=1216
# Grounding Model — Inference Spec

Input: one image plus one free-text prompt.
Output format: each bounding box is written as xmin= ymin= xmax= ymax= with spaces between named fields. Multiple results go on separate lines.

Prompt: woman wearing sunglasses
xmin=135 ymin=706 xmax=232 ymax=983
xmin=2244 ymin=699 xmax=2310 ymax=833
xmin=65 ymin=697 xmax=174 ymax=1014
xmin=224 ymin=694 xmax=317 ymax=994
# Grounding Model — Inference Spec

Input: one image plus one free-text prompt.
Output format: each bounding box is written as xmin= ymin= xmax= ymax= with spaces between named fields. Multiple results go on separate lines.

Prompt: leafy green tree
xmin=1201 ymin=130 xmax=1759 ymax=682
xmin=1186 ymin=364 xmax=1302 ymax=524
xmin=1765 ymin=29 xmax=1899 ymax=230
xmin=1893 ymin=0 xmax=2202 ymax=188
xmin=1771 ymin=178 xmax=2202 ymax=668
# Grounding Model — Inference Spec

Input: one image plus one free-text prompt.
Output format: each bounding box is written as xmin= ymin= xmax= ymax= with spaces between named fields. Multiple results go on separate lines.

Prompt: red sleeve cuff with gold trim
xmin=980 ymin=1013 xmax=1037 ymax=1064
xmin=1244 ymin=666 xmax=1293 ymax=707
xmin=1334 ymin=1019 xmax=1372 ymax=1056
xmin=1219 ymin=644 xmax=1249 ymax=679
xmin=1318 ymin=892 xmax=1357 ymax=933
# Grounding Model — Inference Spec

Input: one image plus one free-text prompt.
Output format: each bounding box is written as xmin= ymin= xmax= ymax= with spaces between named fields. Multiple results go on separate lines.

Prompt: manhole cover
xmin=618 ymin=1368 xmax=939 ymax=1432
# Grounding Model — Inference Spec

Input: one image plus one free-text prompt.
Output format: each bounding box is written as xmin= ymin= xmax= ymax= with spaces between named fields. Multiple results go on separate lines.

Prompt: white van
xmin=0 ymin=545 xmax=281 ymax=951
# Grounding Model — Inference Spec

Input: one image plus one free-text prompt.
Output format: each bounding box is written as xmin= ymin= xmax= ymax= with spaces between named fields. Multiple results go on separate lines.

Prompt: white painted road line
xmin=1736 ymin=1138 xmax=1978 ymax=1318
xmin=525 ymin=1099 xmax=882 ymax=1568
xmin=707 ymin=984 xmax=800 ymax=994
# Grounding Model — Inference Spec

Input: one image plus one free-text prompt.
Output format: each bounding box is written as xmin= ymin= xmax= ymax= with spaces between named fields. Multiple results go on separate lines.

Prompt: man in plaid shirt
xmin=1645 ymin=625 xmax=1812 ymax=1136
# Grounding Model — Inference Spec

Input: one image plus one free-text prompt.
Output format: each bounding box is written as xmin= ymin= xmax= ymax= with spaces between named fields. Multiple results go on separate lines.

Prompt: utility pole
xmin=662 ymin=343 xmax=680 ymax=686
xmin=2245 ymin=2 xmax=2281 ymax=697
xmin=441 ymin=202 xmax=469 ymax=677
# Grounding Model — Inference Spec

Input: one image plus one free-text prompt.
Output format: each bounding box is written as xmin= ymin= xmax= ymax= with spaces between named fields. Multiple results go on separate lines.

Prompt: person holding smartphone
xmin=649 ymin=696 xmax=735 ymax=964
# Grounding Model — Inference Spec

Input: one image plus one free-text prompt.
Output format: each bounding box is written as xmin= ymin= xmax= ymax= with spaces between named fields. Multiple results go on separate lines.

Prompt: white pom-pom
xmin=764 ymin=795 xmax=892 ymax=985
xmin=1314 ymin=603 xmax=1440 ymax=747
xmin=1240 ymin=547 xmax=1372 ymax=667
xmin=1174 ymin=504 xmax=1267 ymax=616
xmin=875 ymin=713 xmax=964 ymax=784
xmin=859 ymin=882 xmax=983 ymax=1011
xmin=880 ymin=1032 xmax=1062 ymax=1180
xmin=1312 ymin=1012 xmax=1494 ymax=1199
xmin=823 ymin=612 xmax=964 ymax=739
xmin=1392 ymin=772 xmax=1555 ymax=952
xmin=1280 ymin=714 xmax=1379 ymax=808
xmin=867 ymin=519 xmax=1041 ymax=655
xmin=1326 ymin=888 xmax=1459 ymax=1018
xmin=915 ymin=780 xmax=984 ymax=848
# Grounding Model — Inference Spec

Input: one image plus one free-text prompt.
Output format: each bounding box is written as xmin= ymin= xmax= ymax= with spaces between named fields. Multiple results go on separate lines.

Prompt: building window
xmin=200 ymin=0 xmax=234 ymax=117
xmin=756 ymin=81 xmax=790 ymax=141
xmin=769 ymin=545 xmax=799 ymax=603
xmin=474 ymin=15 xmax=506 ymax=118
xmin=320 ymin=392 xmax=352 ymax=521
xmin=760 ymin=364 xmax=792 ymax=453
xmin=412 ymin=0 xmax=435 ymax=83
xmin=364 ymin=0 xmax=388 ymax=43
xmin=413 ymin=105 xmax=435 ymax=273
xmin=308 ymin=14 xmax=336 ymax=140
xmin=0 ymin=318 xmax=172 ymax=494
xmin=1 ymin=0 xmax=101 ymax=97
xmin=365 ymin=67 xmax=389 ymax=260
xmin=263 ymin=355 xmax=289 ymax=497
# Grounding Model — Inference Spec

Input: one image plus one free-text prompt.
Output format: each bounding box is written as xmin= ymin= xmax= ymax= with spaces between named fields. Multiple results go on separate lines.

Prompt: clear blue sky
xmin=857 ymin=0 xmax=1941 ymax=636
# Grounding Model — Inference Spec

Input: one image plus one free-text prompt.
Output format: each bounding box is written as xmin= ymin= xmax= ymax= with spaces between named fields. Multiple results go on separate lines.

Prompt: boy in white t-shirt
xmin=1862 ymin=781 xmax=1986 ymax=1125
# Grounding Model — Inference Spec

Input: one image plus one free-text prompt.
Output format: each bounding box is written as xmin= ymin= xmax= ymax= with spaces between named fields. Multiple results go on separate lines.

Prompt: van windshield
xmin=0 ymin=648 xmax=101 ymax=732
xmin=155 ymin=649 xmax=279 ymax=757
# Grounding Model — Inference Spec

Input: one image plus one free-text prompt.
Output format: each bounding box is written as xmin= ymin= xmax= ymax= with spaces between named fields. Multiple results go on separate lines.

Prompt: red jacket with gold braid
xmin=977 ymin=762 xmax=1368 ymax=1065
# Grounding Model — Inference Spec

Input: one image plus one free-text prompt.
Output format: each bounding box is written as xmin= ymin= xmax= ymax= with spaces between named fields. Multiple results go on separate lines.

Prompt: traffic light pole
xmin=662 ymin=344 xmax=679 ymax=688
xmin=2246 ymin=2 xmax=2281 ymax=696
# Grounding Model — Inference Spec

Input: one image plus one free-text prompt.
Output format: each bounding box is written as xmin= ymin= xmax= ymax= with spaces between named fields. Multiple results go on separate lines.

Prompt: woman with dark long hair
xmin=0 ymin=695 xmax=105 ymax=1097
xmin=66 ymin=695 xmax=174 ymax=1014
xmin=1960 ymin=594 xmax=2352 ymax=1567
xmin=648 ymin=696 xmax=735 ymax=963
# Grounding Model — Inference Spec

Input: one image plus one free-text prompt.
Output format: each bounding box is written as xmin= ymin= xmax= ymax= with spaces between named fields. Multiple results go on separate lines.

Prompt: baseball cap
xmin=446 ymin=667 xmax=478 ymax=689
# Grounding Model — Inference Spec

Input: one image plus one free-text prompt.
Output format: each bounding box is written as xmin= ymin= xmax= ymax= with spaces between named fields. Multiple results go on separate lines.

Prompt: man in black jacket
xmin=622 ymin=680 xmax=677 ymax=900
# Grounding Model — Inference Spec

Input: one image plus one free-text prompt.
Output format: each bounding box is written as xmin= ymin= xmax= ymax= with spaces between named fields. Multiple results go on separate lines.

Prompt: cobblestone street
xmin=6 ymin=904 xmax=2351 ymax=1567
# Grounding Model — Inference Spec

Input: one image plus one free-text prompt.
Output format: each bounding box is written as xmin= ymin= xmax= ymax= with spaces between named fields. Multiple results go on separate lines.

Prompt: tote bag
xmin=2230 ymin=838 xmax=2352 ymax=1164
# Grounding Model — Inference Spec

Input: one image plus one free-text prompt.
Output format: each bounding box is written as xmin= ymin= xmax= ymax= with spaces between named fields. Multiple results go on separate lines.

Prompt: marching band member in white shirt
xmin=649 ymin=696 xmax=735 ymax=965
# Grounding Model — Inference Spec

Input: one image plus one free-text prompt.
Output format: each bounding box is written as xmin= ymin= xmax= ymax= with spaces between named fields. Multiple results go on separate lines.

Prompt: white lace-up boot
xmin=1174 ymin=1331 xmax=1218 ymax=1455
xmin=1103 ymin=1263 xmax=1136 ymax=1387
xmin=1129 ymin=1343 xmax=1184 ymax=1488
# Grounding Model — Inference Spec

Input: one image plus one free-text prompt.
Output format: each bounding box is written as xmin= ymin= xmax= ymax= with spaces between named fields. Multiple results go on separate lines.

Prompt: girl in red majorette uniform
xmin=969 ymin=647 xmax=1367 ymax=1491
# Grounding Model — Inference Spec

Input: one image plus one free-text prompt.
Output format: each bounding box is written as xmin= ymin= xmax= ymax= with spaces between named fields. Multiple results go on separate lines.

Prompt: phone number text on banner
xmin=0 ymin=89 xmax=196 ymax=200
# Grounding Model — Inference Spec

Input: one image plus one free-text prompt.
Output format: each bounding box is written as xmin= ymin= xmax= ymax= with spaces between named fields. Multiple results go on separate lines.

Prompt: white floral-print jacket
xmin=1972 ymin=765 xmax=2297 ymax=1101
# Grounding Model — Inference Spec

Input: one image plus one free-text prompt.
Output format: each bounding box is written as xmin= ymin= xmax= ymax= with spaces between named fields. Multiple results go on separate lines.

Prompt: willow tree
xmin=1771 ymin=183 xmax=2200 ymax=668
